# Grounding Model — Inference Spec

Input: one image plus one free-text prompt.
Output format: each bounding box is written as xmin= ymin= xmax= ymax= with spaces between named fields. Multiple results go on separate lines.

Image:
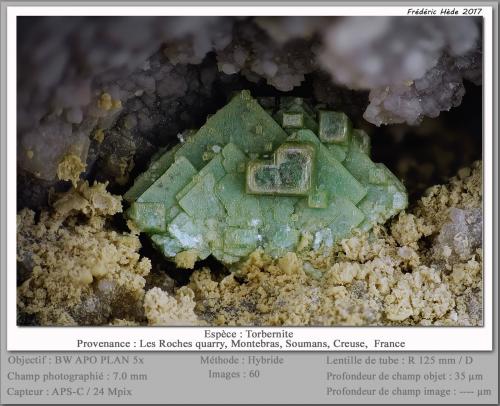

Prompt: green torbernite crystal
xmin=125 ymin=90 xmax=407 ymax=268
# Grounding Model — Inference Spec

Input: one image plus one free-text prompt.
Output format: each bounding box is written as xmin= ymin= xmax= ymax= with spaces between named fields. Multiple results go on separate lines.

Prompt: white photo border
xmin=6 ymin=4 xmax=494 ymax=351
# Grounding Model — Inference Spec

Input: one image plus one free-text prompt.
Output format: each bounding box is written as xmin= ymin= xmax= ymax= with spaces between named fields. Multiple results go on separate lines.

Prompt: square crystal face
xmin=127 ymin=202 xmax=167 ymax=233
xmin=319 ymin=111 xmax=351 ymax=144
xmin=246 ymin=142 xmax=315 ymax=196
xmin=282 ymin=112 xmax=304 ymax=128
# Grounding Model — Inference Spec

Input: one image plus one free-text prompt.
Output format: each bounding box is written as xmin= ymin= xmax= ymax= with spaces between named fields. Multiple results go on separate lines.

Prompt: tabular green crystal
xmin=246 ymin=142 xmax=315 ymax=196
xmin=125 ymin=90 xmax=407 ymax=268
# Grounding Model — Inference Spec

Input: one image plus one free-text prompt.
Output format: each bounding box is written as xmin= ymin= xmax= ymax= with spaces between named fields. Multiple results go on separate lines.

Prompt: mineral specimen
xmin=125 ymin=91 xmax=407 ymax=268
xmin=188 ymin=162 xmax=483 ymax=326
xmin=17 ymin=182 xmax=152 ymax=325
xmin=17 ymin=162 xmax=482 ymax=327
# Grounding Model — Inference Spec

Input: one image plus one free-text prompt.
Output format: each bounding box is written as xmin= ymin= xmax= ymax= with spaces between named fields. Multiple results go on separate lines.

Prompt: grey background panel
xmin=1 ymin=352 xmax=498 ymax=404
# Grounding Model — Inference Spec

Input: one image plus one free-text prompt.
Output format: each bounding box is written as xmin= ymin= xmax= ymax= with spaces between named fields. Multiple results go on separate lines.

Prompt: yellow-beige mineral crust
xmin=56 ymin=153 xmax=87 ymax=187
xmin=187 ymin=161 xmax=483 ymax=326
xmin=17 ymin=162 xmax=482 ymax=327
xmin=16 ymin=181 xmax=152 ymax=326
xmin=144 ymin=287 xmax=204 ymax=326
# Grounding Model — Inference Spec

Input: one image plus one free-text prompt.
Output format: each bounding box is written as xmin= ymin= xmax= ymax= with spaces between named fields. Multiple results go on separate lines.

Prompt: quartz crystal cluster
xmin=319 ymin=16 xmax=482 ymax=126
xmin=433 ymin=207 xmax=482 ymax=264
xmin=17 ymin=16 xmax=481 ymax=203
xmin=125 ymin=91 xmax=407 ymax=267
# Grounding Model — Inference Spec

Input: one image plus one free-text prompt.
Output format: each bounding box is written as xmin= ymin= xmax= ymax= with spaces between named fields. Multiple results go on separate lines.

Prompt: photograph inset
xmin=16 ymin=16 xmax=483 ymax=326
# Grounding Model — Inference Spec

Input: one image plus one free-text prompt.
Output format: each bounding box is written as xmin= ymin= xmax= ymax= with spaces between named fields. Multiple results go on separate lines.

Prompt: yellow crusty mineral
xmin=51 ymin=181 xmax=122 ymax=217
xmin=97 ymin=92 xmax=122 ymax=111
xmin=56 ymin=153 xmax=86 ymax=188
xmin=93 ymin=128 xmax=105 ymax=144
xmin=17 ymin=181 xmax=151 ymax=326
xmin=97 ymin=92 xmax=113 ymax=111
xmin=391 ymin=213 xmax=432 ymax=247
xmin=175 ymin=250 xmax=200 ymax=269
xmin=109 ymin=319 xmax=140 ymax=326
xmin=111 ymin=99 xmax=122 ymax=109
xmin=144 ymin=287 xmax=203 ymax=326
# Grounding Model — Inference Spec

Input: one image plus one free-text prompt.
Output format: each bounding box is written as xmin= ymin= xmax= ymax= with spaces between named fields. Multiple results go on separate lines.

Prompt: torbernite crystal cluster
xmin=125 ymin=91 xmax=407 ymax=267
